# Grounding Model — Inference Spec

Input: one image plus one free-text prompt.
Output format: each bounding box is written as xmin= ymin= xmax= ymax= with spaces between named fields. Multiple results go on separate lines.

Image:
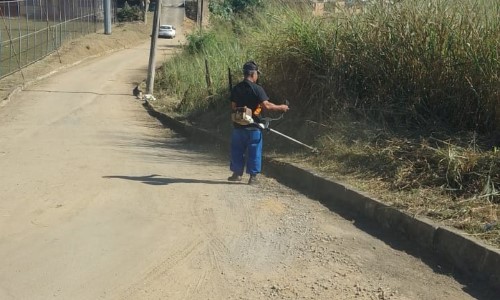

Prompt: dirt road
xmin=0 ymin=5 xmax=492 ymax=300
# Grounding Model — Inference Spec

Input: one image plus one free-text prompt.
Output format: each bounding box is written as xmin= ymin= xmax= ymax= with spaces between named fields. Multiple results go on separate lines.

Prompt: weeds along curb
xmin=143 ymin=100 xmax=500 ymax=291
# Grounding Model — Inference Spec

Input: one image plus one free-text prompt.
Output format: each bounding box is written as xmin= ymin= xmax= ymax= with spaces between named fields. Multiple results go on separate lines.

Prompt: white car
xmin=158 ymin=25 xmax=176 ymax=39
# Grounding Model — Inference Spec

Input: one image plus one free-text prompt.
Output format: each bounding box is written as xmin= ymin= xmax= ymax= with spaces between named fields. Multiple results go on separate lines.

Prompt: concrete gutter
xmin=143 ymin=100 xmax=500 ymax=292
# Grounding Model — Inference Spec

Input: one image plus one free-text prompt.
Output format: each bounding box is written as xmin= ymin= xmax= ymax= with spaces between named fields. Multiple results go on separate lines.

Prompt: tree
xmin=209 ymin=0 xmax=263 ymax=19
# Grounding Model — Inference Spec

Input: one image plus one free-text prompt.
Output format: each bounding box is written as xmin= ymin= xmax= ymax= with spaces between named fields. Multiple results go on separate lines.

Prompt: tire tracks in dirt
xmin=119 ymin=239 xmax=204 ymax=299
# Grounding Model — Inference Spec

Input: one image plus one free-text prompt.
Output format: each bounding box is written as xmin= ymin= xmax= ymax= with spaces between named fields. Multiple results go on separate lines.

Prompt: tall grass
xmin=257 ymin=0 xmax=499 ymax=132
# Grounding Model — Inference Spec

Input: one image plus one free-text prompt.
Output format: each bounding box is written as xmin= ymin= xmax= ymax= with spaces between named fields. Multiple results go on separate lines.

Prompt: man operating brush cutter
xmin=228 ymin=61 xmax=289 ymax=185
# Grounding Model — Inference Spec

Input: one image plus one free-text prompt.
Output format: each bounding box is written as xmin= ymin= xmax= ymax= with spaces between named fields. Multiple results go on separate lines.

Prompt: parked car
xmin=158 ymin=25 xmax=176 ymax=39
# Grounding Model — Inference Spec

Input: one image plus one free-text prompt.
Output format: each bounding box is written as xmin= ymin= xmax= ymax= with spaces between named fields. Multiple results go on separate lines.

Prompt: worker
xmin=228 ymin=61 xmax=289 ymax=185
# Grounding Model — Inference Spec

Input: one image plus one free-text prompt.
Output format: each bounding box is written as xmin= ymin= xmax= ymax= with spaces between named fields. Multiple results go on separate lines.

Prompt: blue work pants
xmin=230 ymin=128 xmax=263 ymax=176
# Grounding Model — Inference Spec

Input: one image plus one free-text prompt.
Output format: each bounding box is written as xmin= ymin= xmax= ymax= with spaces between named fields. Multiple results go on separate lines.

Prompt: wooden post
xmin=228 ymin=67 xmax=233 ymax=93
xmin=205 ymin=59 xmax=212 ymax=95
xmin=496 ymin=108 xmax=500 ymax=136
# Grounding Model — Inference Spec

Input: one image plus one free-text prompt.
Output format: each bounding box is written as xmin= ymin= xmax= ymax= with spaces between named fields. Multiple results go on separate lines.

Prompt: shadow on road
xmin=23 ymin=89 xmax=131 ymax=97
xmin=103 ymin=174 xmax=242 ymax=186
xmin=158 ymin=44 xmax=183 ymax=49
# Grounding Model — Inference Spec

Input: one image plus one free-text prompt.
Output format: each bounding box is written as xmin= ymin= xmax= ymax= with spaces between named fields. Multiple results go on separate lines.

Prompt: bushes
xmin=117 ymin=2 xmax=143 ymax=22
xmin=185 ymin=31 xmax=218 ymax=55
xmin=209 ymin=0 xmax=264 ymax=19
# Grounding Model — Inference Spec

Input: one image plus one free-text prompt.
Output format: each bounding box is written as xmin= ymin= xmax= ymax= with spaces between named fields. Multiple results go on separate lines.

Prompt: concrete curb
xmin=143 ymin=100 xmax=500 ymax=291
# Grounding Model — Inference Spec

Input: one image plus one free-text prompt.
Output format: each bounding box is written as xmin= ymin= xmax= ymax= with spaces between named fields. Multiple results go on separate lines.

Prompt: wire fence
xmin=0 ymin=0 xmax=116 ymax=79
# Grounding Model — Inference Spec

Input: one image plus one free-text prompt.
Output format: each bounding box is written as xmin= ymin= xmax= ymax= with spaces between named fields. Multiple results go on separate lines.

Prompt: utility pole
xmin=146 ymin=0 xmax=162 ymax=95
xmin=103 ymin=0 xmax=112 ymax=34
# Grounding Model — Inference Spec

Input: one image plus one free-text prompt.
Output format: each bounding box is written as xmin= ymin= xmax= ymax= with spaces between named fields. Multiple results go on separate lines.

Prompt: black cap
xmin=243 ymin=61 xmax=261 ymax=74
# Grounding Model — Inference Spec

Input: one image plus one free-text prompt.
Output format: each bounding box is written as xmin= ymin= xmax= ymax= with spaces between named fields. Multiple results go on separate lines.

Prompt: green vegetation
xmin=117 ymin=2 xmax=144 ymax=22
xmin=209 ymin=0 xmax=263 ymax=19
xmin=155 ymin=0 xmax=499 ymax=245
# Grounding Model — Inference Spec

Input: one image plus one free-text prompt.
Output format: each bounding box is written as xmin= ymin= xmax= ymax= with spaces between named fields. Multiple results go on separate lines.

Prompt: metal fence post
xmin=104 ymin=0 xmax=112 ymax=34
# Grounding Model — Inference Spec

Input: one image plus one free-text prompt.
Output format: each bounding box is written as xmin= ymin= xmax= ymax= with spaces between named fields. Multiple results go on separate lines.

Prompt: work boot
xmin=248 ymin=174 xmax=259 ymax=185
xmin=227 ymin=173 xmax=242 ymax=182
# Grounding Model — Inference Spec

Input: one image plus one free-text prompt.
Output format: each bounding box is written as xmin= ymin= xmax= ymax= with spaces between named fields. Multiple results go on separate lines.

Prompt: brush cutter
xmin=257 ymin=101 xmax=319 ymax=154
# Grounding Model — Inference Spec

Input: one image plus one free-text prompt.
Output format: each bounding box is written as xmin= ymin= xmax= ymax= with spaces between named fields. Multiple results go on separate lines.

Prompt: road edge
xmin=142 ymin=99 xmax=500 ymax=292
xmin=0 ymin=46 xmax=132 ymax=108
